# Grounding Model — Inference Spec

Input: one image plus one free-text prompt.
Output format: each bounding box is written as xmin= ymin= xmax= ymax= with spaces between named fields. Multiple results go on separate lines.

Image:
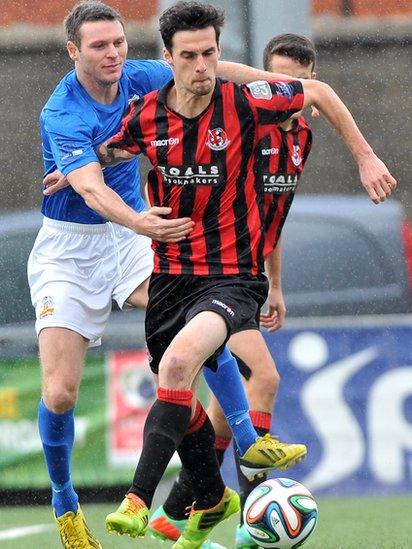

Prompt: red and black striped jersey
xmin=109 ymin=78 xmax=304 ymax=276
xmin=255 ymin=117 xmax=312 ymax=259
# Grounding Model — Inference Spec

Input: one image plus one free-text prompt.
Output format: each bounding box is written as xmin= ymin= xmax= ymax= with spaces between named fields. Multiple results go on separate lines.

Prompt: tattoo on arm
xmin=97 ymin=144 xmax=122 ymax=166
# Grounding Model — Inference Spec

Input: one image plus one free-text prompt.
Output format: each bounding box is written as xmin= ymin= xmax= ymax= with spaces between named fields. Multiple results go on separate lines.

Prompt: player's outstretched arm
xmin=217 ymin=60 xmax=290 ymax=84
xmin=261 ymin=239 xmax=286 ymax=332
xmin=66 ymin=162 xmax=194 ymax=242
xmin=218 ymin=62 xmax=397 ymax=203
xmin=300 ymin=79 xmax=397 ymax=204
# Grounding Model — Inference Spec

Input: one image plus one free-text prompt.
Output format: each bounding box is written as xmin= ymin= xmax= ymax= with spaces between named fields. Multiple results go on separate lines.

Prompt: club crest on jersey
xmin=39 ymin=296 xmax=55 ymax=319
xmin=58 ymin=140 xmax=84 ymax=165
xmin=246 ymin=80 xmax=273 ymax=100
xmin=291 ymin=145 xmax=302 ymax=167
xmin=206 ymin=128 xmax=231 ymax=151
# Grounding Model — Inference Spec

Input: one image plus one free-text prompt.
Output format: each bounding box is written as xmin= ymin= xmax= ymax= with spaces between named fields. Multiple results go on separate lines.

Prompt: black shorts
xmin=145 ymin=273 xmax=269 ymax=374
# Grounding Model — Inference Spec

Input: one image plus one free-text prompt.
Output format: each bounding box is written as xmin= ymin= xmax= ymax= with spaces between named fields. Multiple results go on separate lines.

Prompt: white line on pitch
xmin=0 ymin=524 xmax=54 ymax=541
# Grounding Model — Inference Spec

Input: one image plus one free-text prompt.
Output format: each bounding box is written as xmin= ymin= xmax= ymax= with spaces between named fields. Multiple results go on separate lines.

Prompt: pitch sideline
xmin=0 ymin=524 xmax=54 ymax=541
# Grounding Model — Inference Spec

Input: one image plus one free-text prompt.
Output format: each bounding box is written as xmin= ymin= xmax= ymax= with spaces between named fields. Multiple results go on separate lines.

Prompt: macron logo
xmin=261 ymin=147 xmax=279 ymax=156
xmin=151 ymin=137 xmax=180 ymax=147
xmin=212 ymin=299 xmax=235 ymax=317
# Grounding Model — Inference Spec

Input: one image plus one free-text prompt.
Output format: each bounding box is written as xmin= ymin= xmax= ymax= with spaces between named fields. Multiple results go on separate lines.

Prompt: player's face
xmin=268 ymin=54 xmax=315 ymax=80
xmin=268 ymin=54 xmax=315 ymax=119
xmin=164 ymin=26 xmax=220 ymax=97
xmin=68 ymin=20 xmax=127 ymax=88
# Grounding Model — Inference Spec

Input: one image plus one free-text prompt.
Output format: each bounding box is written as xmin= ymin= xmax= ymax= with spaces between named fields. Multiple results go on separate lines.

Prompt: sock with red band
xmin=215 ymin=435 xmax=232 ymax=466
xmin=249 ymin=410 xmax=272 ymax=431
xmin=129 ymin=387 xmax=192 ymax=507
xmin=157 ymin=386 xmax=193 ymax=407
xmin=163 ymin=402 xmax=225 ymax=518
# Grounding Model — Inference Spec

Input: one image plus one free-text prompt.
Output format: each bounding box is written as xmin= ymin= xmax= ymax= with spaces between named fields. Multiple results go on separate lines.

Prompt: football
xmin=243 ymin=478 xmax=318 ymax=548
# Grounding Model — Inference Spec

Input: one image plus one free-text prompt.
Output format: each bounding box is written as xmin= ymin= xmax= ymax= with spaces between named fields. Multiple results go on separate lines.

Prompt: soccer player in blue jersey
xmin=28 ymin=2 xmax=194 ymax=548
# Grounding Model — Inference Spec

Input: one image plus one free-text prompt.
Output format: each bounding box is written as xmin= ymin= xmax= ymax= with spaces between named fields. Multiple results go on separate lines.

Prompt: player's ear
xmin=67 ymin=41 xmax=78 ymax=61
xmin=163 ymin=47 xmax=173 ymax=67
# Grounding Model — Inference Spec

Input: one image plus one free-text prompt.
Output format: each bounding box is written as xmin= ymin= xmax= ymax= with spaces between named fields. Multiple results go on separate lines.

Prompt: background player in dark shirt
xmin=98 ymin=2 xmax=396 ymax=547
xmin=213 ymin=33 xmax=318 ymax=549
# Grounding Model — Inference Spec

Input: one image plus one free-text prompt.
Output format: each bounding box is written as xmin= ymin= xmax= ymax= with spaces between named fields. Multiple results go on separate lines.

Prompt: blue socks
xmin=204 ymin=346 xmax=258 ymax=456
xmin=38 ymin=399 xmax=78 ymax=516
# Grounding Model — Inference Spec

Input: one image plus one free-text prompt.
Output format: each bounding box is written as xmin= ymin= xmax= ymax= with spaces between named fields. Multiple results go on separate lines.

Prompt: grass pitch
xmin=0 ymin=495 xmax=410 ymax=548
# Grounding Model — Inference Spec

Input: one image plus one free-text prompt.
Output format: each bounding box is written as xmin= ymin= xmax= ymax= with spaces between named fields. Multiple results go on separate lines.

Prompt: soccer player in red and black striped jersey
xmin=148 ymin=33 xmax=316 ymax=548
xmin=98 ymin=3 xmax=396 ymax=546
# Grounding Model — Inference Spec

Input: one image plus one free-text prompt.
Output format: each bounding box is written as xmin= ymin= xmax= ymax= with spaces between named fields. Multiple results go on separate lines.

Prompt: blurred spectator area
xmin=313 ymin=0 xmax=412 ymax=16
xmin=1 ymin=1 xmax=411 ymax=27
xmin=0 ymin=1 xmax=156 ymax=25
xmin=0 ymin=1 xmax=410 ymax=216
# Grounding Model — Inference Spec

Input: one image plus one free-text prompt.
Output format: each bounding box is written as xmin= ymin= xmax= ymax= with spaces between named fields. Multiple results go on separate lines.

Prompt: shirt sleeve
xmin=242 ymin=79 xmax=304 ymax=126
xmin=145 ymin=59 xmax=173 ymax=92
xmin=43 ymin=112 xmax=99 ymax=176
xmin=107 ymin=99 xmax=143 ymax=155
xmin=127 ymin=59 xmax=173 ymax=94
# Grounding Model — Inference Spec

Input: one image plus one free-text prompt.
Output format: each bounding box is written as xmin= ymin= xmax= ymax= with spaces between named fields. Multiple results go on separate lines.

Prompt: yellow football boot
xmin=54 ymin=505 xmax=101 ymax=548
xmin=172 ymin=487 xmax=240 ymax=549
xmin=105 ymin=492 xmax=148 ymax=538
xmin=239 ymin=434 xmax=307 ymax=480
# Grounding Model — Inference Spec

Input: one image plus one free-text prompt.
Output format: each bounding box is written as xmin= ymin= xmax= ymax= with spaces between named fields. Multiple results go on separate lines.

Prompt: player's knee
xmin=44 ymin=384 xmax=78 ymax=413
xmin=159 ymin=352 xmax=192 ymax=388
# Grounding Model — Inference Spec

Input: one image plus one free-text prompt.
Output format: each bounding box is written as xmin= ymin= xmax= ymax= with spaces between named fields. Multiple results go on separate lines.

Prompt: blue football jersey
xmin=40 ymin=59 xmax=172 ymax=223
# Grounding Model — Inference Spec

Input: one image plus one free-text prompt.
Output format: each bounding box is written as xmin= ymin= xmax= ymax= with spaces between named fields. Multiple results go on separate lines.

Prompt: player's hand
xmin=260 ymin=287 xmax=286 ymax=332
xmin=358 ymin=153 xmax=397 ymax=204
xmin=43 ymin=170 xmax=69 ymax=195
xmin=311 ymin=106 xmax=320 ymax=118
xmin=136 ymin=207 xmax=194 ymax=242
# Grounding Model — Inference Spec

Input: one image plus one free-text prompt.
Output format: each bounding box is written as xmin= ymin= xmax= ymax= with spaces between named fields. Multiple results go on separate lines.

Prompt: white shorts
xmin=27 ymin=217 xmax=153 ymax=346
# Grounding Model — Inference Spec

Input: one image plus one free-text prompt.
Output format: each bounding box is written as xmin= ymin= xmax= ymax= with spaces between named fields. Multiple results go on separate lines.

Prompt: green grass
xmin=0 ymin=495 xmax=411 ymax=548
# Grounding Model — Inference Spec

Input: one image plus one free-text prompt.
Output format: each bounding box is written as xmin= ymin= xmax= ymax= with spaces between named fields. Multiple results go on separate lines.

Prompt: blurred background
xmin=0 ymin=1 xmax=411 ymax=547
xmin=0 ymin=0 xmax=411 ymax=213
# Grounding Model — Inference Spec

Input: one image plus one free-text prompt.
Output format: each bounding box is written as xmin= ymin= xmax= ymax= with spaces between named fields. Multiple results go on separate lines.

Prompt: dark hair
xmin=263 ymin=33 xmax=316 ymax=72
xmin=64 ymin=1 xmax=124 ymax=47
xmin=159 ymin=1 xmax=225 ymax=51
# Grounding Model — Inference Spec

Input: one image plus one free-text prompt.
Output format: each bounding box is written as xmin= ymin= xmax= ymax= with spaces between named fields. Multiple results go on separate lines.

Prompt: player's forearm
xmin=302 ymin=80 xmax=374 ymax=163
xmin=264 ymin=238 xmax=283 ymax=290
xmin=217 ymin=60 xmax=290 ymax=84
xmin=68 ymin=163 xmax=142 ymax=232
xmin=79 ymin=186 xmax=141 ymax=230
